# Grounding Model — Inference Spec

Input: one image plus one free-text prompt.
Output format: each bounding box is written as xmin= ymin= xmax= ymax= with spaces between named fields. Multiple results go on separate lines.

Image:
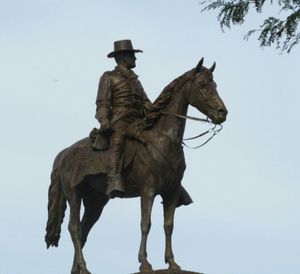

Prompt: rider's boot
xmin=107 ymin=173 xmax=125 ymax=198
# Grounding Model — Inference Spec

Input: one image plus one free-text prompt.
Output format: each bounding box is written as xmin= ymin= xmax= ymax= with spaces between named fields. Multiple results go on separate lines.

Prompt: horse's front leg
xmin=163 ymin=190 xmax=181 ymax=271
xmin=138 ymin=191 xmax=155 ymax=272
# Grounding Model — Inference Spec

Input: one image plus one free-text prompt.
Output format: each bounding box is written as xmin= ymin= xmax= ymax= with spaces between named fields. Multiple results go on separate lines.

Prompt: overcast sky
xmin=1 ymin=1 xmax=299 ymax=274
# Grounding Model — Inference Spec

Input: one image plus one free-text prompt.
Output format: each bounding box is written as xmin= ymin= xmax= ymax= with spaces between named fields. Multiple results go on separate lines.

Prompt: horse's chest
xmin=151 ymin=142 xmax=186 ymax=183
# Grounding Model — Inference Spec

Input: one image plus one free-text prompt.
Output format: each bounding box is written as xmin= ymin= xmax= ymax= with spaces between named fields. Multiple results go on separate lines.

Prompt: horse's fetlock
xmin=164 ymin=223 xmax=173 ymax=234
xmin=141 ymin=222 xmax=151 ymax=233
xmin=165 ymin=253 xmax=174 ymax=262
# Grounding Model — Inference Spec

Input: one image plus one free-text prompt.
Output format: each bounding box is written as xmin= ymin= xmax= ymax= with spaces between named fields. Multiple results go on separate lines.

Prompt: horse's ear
xmin=209 ymin=62 xmax=216 ymax=73
xmin=195 ymin=58 xmax=204 ymax=72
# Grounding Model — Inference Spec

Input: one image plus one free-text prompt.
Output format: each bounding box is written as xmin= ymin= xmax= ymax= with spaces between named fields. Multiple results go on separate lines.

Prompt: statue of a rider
xmin=95 ymin=39 xmax=152 ymax=199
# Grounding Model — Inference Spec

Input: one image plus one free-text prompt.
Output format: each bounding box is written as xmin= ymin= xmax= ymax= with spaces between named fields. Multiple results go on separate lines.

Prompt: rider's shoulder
xmin=101 ymin=70 xmax=113 ymax=76
xmin=99 ymin=70 xmax=114 ymax=80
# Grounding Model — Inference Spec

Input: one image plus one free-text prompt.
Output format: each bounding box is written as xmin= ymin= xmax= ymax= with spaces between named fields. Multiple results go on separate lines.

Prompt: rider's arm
xmin=140 ymin=84 xmax=152 ymax=114
xmin=95 ymin=73 xmax=112 ymax=128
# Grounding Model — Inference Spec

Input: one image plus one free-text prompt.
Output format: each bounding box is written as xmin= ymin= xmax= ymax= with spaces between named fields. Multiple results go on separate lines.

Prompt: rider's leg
xmin=106 ymin=122 xmax=127 ymax=198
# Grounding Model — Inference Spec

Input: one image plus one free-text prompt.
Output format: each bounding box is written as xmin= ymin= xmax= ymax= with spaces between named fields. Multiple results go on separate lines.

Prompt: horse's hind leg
xmin=162 ymin=189 xmax=181 ymax=271
xmin=80 ymin=186 xmax=109 ymax=247
xmin=67 ymin=190 xmax=91 ymax=274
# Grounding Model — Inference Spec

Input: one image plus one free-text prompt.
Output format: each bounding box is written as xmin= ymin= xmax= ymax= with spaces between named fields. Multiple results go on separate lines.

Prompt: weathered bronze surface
xmin=45 ymin=40 xmax=227 ymax=274
xmin=95 ymin=40 xmax=152 ymax=198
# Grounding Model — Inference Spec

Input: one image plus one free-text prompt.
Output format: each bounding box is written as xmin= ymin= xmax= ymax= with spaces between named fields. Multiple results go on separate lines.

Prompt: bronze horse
xmin=45 ymin=58 xmax=227 ymax=274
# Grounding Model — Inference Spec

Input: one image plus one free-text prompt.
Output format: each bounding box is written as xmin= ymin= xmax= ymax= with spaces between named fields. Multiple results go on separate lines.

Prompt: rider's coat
xmin=95 ymin=63 xmax=151 ymax=127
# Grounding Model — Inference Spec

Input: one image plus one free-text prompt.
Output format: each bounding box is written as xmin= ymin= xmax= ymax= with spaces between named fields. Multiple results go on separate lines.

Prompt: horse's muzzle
xmin=213 ymin=108 xmax=228 ymax=124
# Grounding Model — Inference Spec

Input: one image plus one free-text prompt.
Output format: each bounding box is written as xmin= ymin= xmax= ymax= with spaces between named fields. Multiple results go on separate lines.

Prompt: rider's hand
xmin=101 ymin=122 xmax=111 ymax=131
xmin=100 ymin=122 xmax=113 ymax=136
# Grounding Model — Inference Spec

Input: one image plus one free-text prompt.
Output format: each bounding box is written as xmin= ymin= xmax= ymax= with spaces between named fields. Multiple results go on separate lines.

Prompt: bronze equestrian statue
xmin=45 ymin=40 xmax=228 ymax=274
xmin=95 ymin=40 xmax=151 ymax=198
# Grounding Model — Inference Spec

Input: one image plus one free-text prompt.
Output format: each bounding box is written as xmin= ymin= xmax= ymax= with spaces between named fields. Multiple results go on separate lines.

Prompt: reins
xmin=160 ymin=111 xmax=223 ymax=149
xmin=161 ymin=111 xmax=211 ymax=123
xmin=183 ymin=124 xmax=223 ymax=149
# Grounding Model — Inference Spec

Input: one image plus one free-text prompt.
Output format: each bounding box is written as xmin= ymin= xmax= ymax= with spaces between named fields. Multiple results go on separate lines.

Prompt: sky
xmin=1 ymin=1 xmax=299 ymax=274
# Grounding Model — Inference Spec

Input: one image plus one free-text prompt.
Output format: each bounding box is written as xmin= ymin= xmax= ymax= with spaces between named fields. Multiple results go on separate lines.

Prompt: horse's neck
xmin=154 ymin=87 xmax=189 ymax=144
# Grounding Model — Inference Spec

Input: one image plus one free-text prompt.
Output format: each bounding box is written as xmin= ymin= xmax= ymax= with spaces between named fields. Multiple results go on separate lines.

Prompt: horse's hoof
xmin=139 ymin=261 xmax=153 ymax=272
xmin=71 ymin=265 xmax=91 ymax=274
xmin=82 ymin=271 xmax=92 ymax=274
xmin=168 ymin=260 xmax=181 ymax=272
xmin=71 ymin=266 xmax=80 ymax=274
xmin=71 ymin=269 xmax=91 ymax=274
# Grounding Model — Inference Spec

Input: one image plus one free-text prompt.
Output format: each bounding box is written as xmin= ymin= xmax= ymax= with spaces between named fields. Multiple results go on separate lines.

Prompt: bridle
xmin=160 ymin=111 xmax=223 ymax=149
xmin=159 ymin=66 xmax=223 ymax=149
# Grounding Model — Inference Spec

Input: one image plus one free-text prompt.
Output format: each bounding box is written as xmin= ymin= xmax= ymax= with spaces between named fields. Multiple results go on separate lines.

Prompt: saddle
xmin=88 ymin=125 xmax=144 ymax=173
xmin=89 ymin=118 xmax=146 ymax=150
xmin=66 ymin=127 xmax=192 ymax=207
xmin=89 ymin=127 xmax=111 ymax=151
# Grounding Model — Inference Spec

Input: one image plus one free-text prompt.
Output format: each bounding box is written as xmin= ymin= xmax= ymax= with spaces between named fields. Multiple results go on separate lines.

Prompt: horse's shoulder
xmin=143 ymin=130 xmax=185 ymax=161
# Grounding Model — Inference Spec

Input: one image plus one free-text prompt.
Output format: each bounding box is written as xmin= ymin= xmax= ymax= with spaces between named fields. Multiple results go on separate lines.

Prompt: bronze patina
xmin=95 ymin=40 xmax=151 ymax=198
xmin=45 ymin=40 xmax=228 ymax=274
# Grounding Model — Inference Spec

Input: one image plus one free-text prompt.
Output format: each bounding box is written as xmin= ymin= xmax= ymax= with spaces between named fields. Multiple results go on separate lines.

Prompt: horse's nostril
xmin=218 ymin=108 xmax=228 ymax=117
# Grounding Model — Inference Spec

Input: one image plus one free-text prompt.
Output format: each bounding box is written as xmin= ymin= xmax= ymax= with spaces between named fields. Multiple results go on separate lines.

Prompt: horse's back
xmin=53 ymin=137 xmax=109 ymax=187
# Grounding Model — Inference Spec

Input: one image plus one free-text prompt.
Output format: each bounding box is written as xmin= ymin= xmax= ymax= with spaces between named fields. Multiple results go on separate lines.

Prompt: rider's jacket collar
xmin=115 ymin=64 xmax=138 ymax=80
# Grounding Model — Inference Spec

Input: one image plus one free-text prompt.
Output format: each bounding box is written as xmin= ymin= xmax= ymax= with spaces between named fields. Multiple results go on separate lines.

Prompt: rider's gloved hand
xmin=101 ymin=122 xmax=111 ymax=131
xmin=100 ymin=121 xmax=113 ymax=136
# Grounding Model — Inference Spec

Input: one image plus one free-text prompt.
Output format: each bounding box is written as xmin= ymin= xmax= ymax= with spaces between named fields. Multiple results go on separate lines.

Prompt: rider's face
xmin=116 ymin=52 xmax=136 ymax=69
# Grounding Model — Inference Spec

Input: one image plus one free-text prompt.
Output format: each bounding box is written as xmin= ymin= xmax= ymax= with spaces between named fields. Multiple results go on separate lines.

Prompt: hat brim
xmin=107 ymin=49 xmax=143 ymax=58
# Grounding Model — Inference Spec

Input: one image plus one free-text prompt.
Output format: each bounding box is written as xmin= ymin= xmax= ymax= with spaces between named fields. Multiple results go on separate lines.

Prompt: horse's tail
xmin=45 ymin=160 xmax=67 ymax=248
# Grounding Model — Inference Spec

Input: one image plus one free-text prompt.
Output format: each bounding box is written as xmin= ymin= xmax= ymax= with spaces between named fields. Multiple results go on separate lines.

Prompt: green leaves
xmin=200 ymin=0 xmax=300 ymax=52
xmin=201 ymin=0 xmax=249 ymax=29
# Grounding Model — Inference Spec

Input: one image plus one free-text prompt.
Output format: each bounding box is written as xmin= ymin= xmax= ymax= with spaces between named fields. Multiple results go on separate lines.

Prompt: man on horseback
xmin=95 ymin=39 xmax=152 ymax=198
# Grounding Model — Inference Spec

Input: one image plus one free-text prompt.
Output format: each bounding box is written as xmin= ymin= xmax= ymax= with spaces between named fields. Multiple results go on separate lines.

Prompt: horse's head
xmin=187 ymin=58 xmax=228 ymax=124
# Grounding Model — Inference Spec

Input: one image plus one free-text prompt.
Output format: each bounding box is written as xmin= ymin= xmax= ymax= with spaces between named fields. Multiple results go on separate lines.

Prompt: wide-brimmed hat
xmin=107 ymin=39 xmax=143 ymax=58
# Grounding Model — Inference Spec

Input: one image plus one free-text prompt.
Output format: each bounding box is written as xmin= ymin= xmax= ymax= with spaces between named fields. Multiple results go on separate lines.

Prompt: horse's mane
xmin=141 ymin=69 xmax=195 ymax=130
